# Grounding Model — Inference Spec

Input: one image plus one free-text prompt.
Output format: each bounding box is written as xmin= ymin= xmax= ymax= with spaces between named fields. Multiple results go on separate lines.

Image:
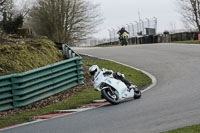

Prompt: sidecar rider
xmin=89 ymin=65 xmax=139 ymax=92
xmin=117 ymin=27 xmax=129 ymax=41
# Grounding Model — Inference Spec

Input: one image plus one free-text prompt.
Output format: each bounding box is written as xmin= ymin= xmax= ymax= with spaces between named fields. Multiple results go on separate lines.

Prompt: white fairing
xmin=92 ymin=71 xmax=134 ymax=100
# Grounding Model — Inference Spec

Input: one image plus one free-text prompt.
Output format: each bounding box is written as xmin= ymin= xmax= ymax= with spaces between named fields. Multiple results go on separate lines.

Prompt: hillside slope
xmin=0 ymin=39 xmax=65 ymax=76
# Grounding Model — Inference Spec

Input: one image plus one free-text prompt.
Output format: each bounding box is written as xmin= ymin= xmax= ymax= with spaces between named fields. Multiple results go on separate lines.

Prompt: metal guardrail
xmin=62 ymin=44 xmax=80 ymax=58
xmin=0 ymin=44 xmax=83 ymax=111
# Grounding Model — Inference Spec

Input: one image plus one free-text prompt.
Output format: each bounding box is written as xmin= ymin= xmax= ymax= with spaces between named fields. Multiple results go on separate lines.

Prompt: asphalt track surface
xmin=2 ymin=43 xmax=200 ymax=133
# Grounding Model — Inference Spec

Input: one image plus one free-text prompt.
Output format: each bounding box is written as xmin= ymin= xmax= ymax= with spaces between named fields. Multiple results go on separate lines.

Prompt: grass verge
xmin=164 ymin=124 xmax=200 ymax=133
xmin=94 ymin=44 xmax=136 ymax=47
xmin=172 ymin=40 xmax=200 ymax=44
xmin=0 ymin=58 xmax=152 ymax=128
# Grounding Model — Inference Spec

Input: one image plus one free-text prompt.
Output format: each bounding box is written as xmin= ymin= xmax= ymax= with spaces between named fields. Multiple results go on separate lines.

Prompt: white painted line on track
xmin=93 ymin=99 xmax=107 ymax=103
xmin=56 ymin=107 xmax=95 ymax=113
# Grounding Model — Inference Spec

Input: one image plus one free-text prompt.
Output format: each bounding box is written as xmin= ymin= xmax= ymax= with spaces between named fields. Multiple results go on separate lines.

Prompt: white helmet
xmin=89 ymin=65 xmax=100 ymax=76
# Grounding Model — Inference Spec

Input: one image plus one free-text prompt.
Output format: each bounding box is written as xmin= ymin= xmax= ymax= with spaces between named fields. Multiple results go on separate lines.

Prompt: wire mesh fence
xmin=107 ymin=18 xmax=157 ymax=43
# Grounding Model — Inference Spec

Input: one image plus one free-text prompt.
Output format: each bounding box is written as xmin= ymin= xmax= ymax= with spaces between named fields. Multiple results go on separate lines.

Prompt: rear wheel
xmin=134 ymin=89 xmax=141 ymax=99
xmin=101 ymin=87 xmax=120 ymax=105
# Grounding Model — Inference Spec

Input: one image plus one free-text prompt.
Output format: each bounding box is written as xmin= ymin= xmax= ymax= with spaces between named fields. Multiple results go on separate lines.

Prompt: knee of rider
xmin=117 ymin=72 xmax=123 ymax=79
xmin=113 ymin=72 xmax=117 ymax=78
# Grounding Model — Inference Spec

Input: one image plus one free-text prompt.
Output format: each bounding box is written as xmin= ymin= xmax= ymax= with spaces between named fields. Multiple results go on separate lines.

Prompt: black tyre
xmin=134 ymin=90 xmax=141 ymax=99
xmin=120 ymin=41 xmax=124 ymax=46
xmin=120 ymin=38 xmax=127 ymax=46
xmin=124 ymin=40 xmax=128 ymax=46
xmin=101 ymin=87 xmax=120 ymax=105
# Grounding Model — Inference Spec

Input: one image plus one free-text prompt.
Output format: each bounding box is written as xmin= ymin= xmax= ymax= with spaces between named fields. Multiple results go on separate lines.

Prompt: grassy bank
xmin=172 ymin=40 xmax=200 ymax=44
xmin=0 ymin=39 xmax=64 ymax=76
xmin=164 ymin=124 xmax=200 ymax=133
xmin=0 ymin=58 xmax=152 ymax=128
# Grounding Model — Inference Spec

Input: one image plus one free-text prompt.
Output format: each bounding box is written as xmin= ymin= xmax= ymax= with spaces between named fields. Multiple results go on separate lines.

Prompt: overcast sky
xmin=15 ymin=0 xmax=183 ymax=39
xmin=89 ymin=0 xmax=182 ymax=39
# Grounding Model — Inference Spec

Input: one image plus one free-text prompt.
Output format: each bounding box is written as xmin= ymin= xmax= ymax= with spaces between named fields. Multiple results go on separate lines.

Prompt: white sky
xmin=89 ymin=0 xmax=183 ymax=39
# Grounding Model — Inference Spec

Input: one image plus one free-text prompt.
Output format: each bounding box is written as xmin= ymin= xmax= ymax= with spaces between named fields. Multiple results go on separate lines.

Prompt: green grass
xmin=94 ymin=44 xmax=137 ymax=47
xmin=95 ymin=44 xmax=121 ymax=47
xmin=0 ymin=58 xmax=152 ymax=128
xmin=164 ymin=124 xmax=200 ymax=133
xmin=172 ymin=40 xmax=200 ymax=44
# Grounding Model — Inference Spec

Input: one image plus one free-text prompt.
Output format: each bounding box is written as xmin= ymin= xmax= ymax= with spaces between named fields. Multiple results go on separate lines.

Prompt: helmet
xmin=121 ymin=27 xmax=125 ymax=30
xmin=89 ymin=65 xmax=99 ymax=76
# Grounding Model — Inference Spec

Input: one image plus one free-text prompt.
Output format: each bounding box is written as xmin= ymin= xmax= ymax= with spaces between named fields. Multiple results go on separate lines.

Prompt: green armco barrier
xmin=0 ymin=44 xmax=83 ymax=111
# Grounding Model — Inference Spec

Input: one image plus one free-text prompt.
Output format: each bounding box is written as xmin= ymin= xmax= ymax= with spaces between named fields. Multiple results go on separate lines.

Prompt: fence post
xmin=11 ymin=75 xmax=19 ymax=108
xmin=76 ymin=57 xmax=83 ymax=85
xmin=62 ymin=45 xmax=67 ymax=56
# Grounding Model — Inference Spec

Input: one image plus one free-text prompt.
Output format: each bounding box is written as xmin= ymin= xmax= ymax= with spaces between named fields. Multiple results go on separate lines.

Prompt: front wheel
xmin=121 ymin=38 xmax=128 ymax=46
xmin=101 ymin=87 xmax=120 ymax=105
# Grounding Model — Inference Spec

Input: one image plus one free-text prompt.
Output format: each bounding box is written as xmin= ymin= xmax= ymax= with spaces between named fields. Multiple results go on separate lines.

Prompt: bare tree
xmin=0 ymin=0 xmax=33 ymax=21
xmin=0 ymin=0 xmax=14 ymax=19
xmin=28 ymin=0 xmax=102 ymax=46
xmin=14 ymin=0 xmax=31 ymax=17
xmin=0 ymin=0 xmax=7 ymax=12
xmin=0 ymin=0 xmax=33 ymax=34
xmin=177 ymin=0 xmax=200 ymax=32
xmin=0 ymin=0 xmax=29 ymax=19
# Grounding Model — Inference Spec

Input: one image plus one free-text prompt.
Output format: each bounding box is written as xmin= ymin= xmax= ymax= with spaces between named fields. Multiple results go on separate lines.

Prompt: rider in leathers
xmin=117 ymin=27 xmax=129 ymax=41
xmin=89 ymin=65 xmax=139 ymax=92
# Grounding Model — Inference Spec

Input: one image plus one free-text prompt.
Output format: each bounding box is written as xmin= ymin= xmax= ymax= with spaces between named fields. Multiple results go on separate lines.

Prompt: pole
xmin=111 ymin=28 xmax=116 ymax=42
xmin=126 ymin=24 xmax=130 ymax=35
xmin=130 ymin=23 xmax=134 ymax=36
xmin=153 ymin=17 xmax=157 ymax=34
xmin=146 ymin=18 xmax=150 ymax=28
xmin=108 ymin=29 xmax=112 ymax=45
xmin=134 ymin=21 xmax=139 ymax=34
xmin=140 ymin=19 xmax=144 ymax=35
